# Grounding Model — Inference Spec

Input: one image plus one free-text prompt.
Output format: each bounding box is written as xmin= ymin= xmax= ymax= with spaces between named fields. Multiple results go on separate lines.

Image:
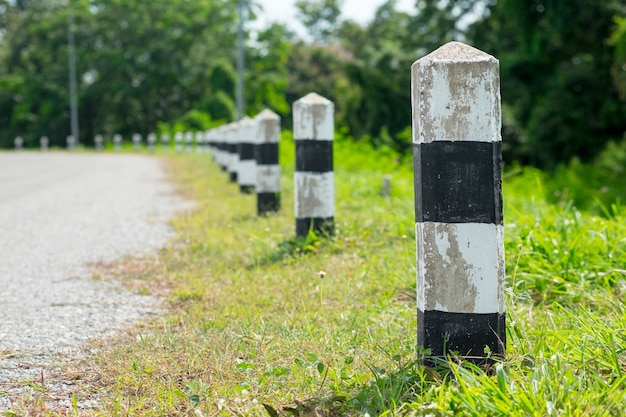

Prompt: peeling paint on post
xmin=237 ymin=117 xmax=257 ymax=194
xmin=255 ymin=109 xmax=281 ymax=215
xmin=411 ymin=41 xmax=505 ymax=363
xmin=293 ymin=92 xmax=334 ymax=237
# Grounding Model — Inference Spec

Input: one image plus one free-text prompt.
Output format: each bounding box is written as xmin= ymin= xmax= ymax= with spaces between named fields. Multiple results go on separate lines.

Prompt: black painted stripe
xmin=296 ymin=217 xmax=334 ymax=237
xmin=229 ymin=171 xmax=237 ymax=182
xmin=240 ymin=184 xmax=254 ymax=194
xmin=255 ymin=143 xmax=279 ymax=165
xmin=295 ymin=140 xmax=333 ymax=173
xmin=257 ymin=192 xmax=281 ymax=215
xmin=414 ymin=141 xmax=502 ymax=224
xmin=229 ymin=143 xmax=238 ymax=154
xmin=418 ymin=309 xmax=505 ymax=361
xmin=238 ymin=143 xmax=255 ymax=160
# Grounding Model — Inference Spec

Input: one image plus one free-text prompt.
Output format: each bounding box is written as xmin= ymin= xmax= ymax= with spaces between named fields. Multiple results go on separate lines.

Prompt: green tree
xmin=0 ymin=0 xmax=241 ymax=148
xmin=469 ymin=0 xmax=626 ymax=168
xmin=295 ymin=0 xmax=343 ymax=42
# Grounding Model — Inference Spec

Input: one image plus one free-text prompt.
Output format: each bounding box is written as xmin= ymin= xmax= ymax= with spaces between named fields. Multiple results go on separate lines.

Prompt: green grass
xmin=6 ymin=136 xmax=625 ymax=416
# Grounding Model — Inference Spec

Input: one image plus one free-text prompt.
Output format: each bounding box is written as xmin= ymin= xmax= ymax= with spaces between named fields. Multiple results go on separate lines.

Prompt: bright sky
xmin=254 ymin=0 xmax=416 ymax=36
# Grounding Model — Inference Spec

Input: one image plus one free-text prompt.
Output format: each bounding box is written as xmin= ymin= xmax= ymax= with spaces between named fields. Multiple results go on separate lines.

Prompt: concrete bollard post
xmin=94 ymin=134 xmax=104 ymax=152
xmin=185 ymin=131 xmax=193 ymax=153
xmin=132 ymin=134 xmax=142 ymax=152
xmin=14 ymin=136 xmax=23 ymax=151
xmin=255 ymin=109 xmax=281 ymax=215
xmin=217 ymin=126 xmax=228 ymax=171
xmin=381 ymin=175 xmax=391 ymax=198
xmin=161 ymin=133 xmax=170 ymax=150
xmin=147 ymin=133 xmax=156 ymax=153
xmin=293 ymin=92 xmax=335 ymax=237
xmin=237 ymin=117 xmax=257 ymax=194
xmin=66 ymin=135 xmax=76 ymax=151
xmin=195 ymin=131 xmax=204 ymax=154
xmin=227 ymin=123 xmax=239 ymax=183
xmin=40 ymin=136 xmax=49 ymax=152
xmin=411 ymin=41 xmax=505 ymax=363
xmin=113 ymin=134 xmax=122 ymax=152
xmin=175 ymin=132 xmax=183 ymax=153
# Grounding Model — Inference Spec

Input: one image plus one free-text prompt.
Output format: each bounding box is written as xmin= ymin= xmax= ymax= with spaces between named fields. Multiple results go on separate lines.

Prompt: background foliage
xmin=1 ymin=0 xmax=626 ymax=169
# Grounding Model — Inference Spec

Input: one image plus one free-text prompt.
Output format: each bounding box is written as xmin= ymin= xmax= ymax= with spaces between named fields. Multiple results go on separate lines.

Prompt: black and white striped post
xmin=185 ymin=131 xmax=193 ymax=153
xmin=411 ymin=41 xmax=505 ymax=363
xmin=237 ymin=117 xmax=257 ymax=194
xmin=255 ymin=109 xmax=281 ymax=215
xmin=214 ymin=127 xmax=226 ymax=171
xmin=293 ymin=92 xmax=334 ymax=237
xmin=227 ymin=123 xmax=239 ymax=183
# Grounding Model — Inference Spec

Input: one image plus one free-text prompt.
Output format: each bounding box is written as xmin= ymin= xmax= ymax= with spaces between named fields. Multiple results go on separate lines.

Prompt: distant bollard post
xmin=67 ymin=135 xmax=76 ymax=151
xmin=255 ymin=109 xmax=281 ymax=215
xmin=381 ymin=175 xmax=391 ymax=198
xmin=113 ymin=134 xmax=122 ymax=152
xmin=94 ymin=134 xmax=104 ymax=152
xmin=132 ymin=134 xmax=142 ymax=152
xmin=217 ymin=126 xmax=227 ymax=171
xmin=195 ymin=131 xmax=204 ymax=154
xmin=175 ymin=132 xmax=183 ymax=153
xmin=227 ymin=123 xmax=239 ymax=183
xmin=147 ymin=133 xmax=156 ymax=153
xmin=185 ymin=131 xmax=193 ymax=153
xmin=161 ymin=133 xmax=170 ymax=150
xmin=411 ymin=41 xmax=505 ymax=363
xmin=237 ymin=117 xmax=257 ymax=194
xmin=14 ymin=136 xmax=23 ymax=151
xmin=40 ymin=136 xmax=49 ymax=152
xmin=293 ymin=92 xmax=335 ymax=237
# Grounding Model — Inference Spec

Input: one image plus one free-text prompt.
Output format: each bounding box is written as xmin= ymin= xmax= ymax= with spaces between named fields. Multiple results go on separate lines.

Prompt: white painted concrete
xmin=256 ymin=165 xmax=281 ymax=193
xmin=416 ymin=222 xmax=505 ymax=314
xmin=412 ymin=41 xmax=501 ymax=144
xmin=293 ymin=93 xmax=334 ymax=140
xmin=294 ymin=172 xmax=335 ymax=218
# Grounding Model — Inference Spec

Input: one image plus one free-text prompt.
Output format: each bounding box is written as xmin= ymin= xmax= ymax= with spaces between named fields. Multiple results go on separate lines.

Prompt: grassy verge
xmin=8 ymin=137 xmax=626 ymax=416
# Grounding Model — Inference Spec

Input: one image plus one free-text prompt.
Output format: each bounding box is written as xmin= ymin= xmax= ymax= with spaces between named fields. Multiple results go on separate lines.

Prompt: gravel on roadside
xmin=0 ymin=152 xmax=189 ymax=411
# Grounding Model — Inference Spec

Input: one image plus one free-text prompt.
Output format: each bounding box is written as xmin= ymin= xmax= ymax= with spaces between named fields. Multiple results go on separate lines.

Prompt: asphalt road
xmin=0 ymin=152 xmax=186 ymax=410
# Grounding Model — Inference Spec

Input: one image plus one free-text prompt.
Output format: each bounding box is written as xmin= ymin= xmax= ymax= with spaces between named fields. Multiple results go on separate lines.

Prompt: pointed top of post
xmin=417 ymin=41 xmax=495 ymax=64
xmin=295 ymin=92 xmax=332 ymax=106
xmin=256 ymin=108 xmax=280 ymax=121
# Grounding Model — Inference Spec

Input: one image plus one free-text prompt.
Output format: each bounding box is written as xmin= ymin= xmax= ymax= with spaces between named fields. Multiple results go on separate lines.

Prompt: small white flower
xmin=318 ymin=270 xmax=326 ymax=279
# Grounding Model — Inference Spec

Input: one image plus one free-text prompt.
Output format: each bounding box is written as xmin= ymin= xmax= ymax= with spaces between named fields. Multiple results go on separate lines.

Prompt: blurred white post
xmin=147 ymin=133 xmax=156 ymax=153
xmin=14 ymin=136 xmax=23 ymax=151
xmin=113 ymin=134 xmax=122 ymax=152
xmin=66 ymin=135 xmax=76 ymax=151
xmin=293 ymin=92 xmax=335 ymax=237
xmin=175 ymin=132 xmax=183 ymax=153
xmin=40 ymin=136 xmax=49 ymax=152
xmin=94 ymin=134 xmax=103 ymax=152
xmin=132 ymin=134 xmax=142 ymax=152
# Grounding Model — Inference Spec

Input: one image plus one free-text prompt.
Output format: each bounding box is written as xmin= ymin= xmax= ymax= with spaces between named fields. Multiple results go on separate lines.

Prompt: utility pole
xmin=68 ymin=3 xmax=79 ymax=145
xmin=236 ymin=0 xmax=245 ymax=120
